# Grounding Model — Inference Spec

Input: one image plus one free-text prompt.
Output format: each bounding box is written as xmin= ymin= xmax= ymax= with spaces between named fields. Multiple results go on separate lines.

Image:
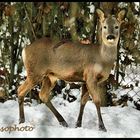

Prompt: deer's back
xmin=23 ymin=37 xmax=110 ymax=82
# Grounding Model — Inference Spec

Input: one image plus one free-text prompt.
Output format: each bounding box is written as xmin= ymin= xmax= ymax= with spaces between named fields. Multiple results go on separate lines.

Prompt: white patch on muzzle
xmin=107 ymin=39 xmax=115 ymax=42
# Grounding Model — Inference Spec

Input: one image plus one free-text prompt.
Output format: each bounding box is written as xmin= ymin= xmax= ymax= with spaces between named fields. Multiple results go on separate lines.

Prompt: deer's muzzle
xmin=107 ymin=35 xmax=115 ymax=42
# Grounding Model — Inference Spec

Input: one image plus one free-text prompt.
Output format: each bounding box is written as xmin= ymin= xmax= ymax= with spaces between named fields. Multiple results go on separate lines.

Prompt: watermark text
xmin=0 ymin=124 xmax=35 ymax=133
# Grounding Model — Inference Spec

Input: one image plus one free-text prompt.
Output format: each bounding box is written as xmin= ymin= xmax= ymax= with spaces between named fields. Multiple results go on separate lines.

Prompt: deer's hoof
xmin=59 ymin=121 xmax=68 ymax=127
xmin=99 ymin=125 xmax=107 ymax=132
xmin=19 ymin=118 xmax=25 ymax=124
xmin=75 ymin=121 xmax=82 ymax=128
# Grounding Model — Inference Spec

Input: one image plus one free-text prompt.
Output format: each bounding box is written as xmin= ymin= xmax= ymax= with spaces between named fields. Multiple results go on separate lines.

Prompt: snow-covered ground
xmin=0 ymin=88 xmax=140 ymax=138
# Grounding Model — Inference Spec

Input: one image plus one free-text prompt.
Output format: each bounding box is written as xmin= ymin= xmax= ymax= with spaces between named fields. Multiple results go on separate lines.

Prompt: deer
xmin=17 ymin=8 xmax=126 ymax=132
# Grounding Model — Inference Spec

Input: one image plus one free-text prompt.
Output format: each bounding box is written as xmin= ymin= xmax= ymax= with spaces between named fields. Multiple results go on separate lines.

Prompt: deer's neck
xmin=100 ymin=44 xmax=117 ymax=63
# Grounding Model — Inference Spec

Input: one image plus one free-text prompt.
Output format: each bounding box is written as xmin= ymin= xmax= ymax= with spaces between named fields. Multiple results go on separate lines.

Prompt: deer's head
xmin=96 ymin=8 xmax=126 ymax=47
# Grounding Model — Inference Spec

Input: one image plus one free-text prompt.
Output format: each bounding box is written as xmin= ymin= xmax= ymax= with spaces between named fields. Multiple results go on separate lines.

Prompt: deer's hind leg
xmin=39 ymin=75 xmax=68 ymax=127
xmin=18 ymin=78 xmax=36 ymax=124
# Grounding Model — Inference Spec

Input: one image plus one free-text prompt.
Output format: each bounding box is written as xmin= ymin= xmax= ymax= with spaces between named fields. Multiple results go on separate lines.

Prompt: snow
xmin=0 ymin=91 xmax=140 ymax=138
xmin=88 ymin=3 xmax=95 ymax=13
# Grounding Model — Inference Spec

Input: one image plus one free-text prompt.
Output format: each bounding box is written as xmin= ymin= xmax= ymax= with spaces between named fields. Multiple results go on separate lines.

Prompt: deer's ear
xmin=117 ymin=9 xmax=127 ymax=23
xmin=96 ymin=8 xmax=105 ymax=22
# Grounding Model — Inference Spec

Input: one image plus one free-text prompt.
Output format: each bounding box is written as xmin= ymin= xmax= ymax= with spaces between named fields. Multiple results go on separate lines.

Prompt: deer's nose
xmin=107 ymin=35 xmax=115 ymax=40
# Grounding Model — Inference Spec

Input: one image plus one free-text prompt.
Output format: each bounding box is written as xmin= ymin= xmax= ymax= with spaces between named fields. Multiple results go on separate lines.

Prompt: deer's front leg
xmin=86 ymin=73 xmax=107 ymax=132
xmin=76 ymin=84 xmax=89 ymax=127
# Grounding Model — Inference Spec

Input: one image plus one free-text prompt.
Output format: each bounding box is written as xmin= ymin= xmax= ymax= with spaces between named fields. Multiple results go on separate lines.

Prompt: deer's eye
xmin=104 ymin=26 xmax=107 ymax=29
xmin=115 ymin=26 xmax=119 ymax=29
